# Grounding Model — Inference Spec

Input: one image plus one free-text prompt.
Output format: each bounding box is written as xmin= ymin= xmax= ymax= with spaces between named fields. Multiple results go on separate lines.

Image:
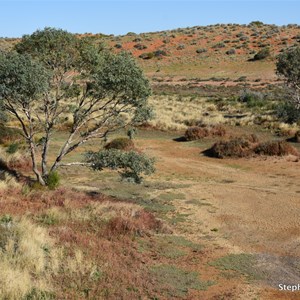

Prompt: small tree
xmin=276 ymin=46 xmax=300 ymax=109
xmin=0 ymin=28 xmax=153 ymax=185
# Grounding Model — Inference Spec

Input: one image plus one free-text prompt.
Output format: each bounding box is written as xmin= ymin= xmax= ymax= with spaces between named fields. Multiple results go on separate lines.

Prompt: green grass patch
xmin=185 ymin=199 xmax=212 ymax=207
xmin=151 ymin=264 xmax=214 ymax=297
xmin=159 ymin=192 xmax=186 ymax=202
xmin=210 ymin=253 xmax=263 ymax=281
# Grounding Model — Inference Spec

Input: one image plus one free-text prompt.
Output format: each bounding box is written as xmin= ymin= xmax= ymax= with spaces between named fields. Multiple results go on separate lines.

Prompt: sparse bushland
xmin=0 ymin=27 xmax=153 ymax=186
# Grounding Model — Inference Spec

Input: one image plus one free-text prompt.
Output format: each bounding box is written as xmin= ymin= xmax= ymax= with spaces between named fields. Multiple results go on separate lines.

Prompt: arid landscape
xmin=0 ymin=21 xmax=300 ymax=300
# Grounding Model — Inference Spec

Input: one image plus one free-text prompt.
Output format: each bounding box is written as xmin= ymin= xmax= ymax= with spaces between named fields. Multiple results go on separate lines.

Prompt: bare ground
xmin=137 ymin=136 xmax=300 ymax=299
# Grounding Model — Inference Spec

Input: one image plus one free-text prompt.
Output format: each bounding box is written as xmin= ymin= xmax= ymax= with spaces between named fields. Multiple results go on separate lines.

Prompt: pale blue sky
xmin=0 ymin=1 xmax=299 ymax=37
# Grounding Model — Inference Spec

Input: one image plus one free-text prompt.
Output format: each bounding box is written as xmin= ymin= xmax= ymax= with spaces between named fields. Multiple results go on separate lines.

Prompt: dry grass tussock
xmin=147 ymin=95 xmax=226 ymax=131
xmin=205 ymin=135 xmax=299 ymax=159
xmin=67 ymin=201 xmax=166 ymax=236
xmin=0 ymin=213 xmax=101 ymax=300
xmin=147 ymin=95 xmax=266 ymax=131
xmin=0 ymin=216 xmax=60 ymax=299
xmin=185 ymin=124 xmax=226 ymax=141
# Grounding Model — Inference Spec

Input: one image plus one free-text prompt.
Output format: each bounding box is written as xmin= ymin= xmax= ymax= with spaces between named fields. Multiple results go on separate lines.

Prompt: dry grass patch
xmin=185 ymin=124 xmax=226 ymax=141
xmin=104 ymin=137 xmax=135 ymax=151
xmin=204 ymin=135 xmax=258 ymax=158
xmin=0 ymin=216 xmax=60 ymax=299
xmin=254 ymin=141 xmax=299 ymax=157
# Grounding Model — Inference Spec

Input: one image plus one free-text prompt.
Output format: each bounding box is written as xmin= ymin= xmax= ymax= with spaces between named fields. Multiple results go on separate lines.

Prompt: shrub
xmin=253 ymin=47 xmax=270 ymax=60
xmin=46 ymin=171 xmax=60 ymax=190
xmin=85 ymin=149 xmax=155 ymax=183
xmin=134 ymin=44 xmax=147 ymax=50
xmin=139 ymin=52 xmax=154 ymax=60
xmin=238 ymin=90 xmax=265 ymax=107
xmin=153 ymin=50 xmax=167 ymax=57
xmin=210 ymin=124 xmax=227 ymax=137
xmin=185 ymin=127 xmax=209 ymax=141
xmin=212 ymin=42 xmax=225 ymax=49
xmin=114 ymin=43 xmax=122 ymax=49
xmin=276 ymin=102 xmax=300 ymax=124
xmin=196 ymin=48 xmax=207 ymax=54
xmin=6 ymin=143 xmax=19 ymax=154
xmin=205 ymin=137 xmax=254 ymax=158
xmin=292 ymin=131 xmax=300 ymax=143
xmin=104 ymin=137 xmax=135 ymax=151
xmin=177 ymin=44 xmax=185 ymax=50
xmin=254 ymin=141 xmax=299 ymax=156
xmin=226 ymin=49 xmax=236 ymax=55
xmin=185 ymin=125 xmax=226 ymax=141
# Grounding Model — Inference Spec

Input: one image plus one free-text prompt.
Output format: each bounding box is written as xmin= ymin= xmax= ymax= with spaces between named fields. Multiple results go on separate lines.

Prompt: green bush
xmin=196 ymin=48 xmax=207 ymax=54
xmin=276 ymin=102 xmax=300 ymax=124
xmin=139 ymin=52 xmax=154 ymax=60
xmin=238 ymin=90 xmax=265 ymax=107
xmin=85 ymin=149 xmax=155 ymax=183
xmin=253 ymin=47 xmax=270 ymax=60
xmin=6 ymin=143 xmax=19 ymax=154
xmin=226 ymin=49 xmax=236 ymax=55
xmin=46 ymin=171 xmax=60 ymax=190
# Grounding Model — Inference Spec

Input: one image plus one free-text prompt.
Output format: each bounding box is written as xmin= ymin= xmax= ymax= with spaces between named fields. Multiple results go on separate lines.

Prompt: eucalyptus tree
xmin=276 ymin=46 xmax=300 ymax=109
xmin=0 ymin=28 xmax=153 ymax=185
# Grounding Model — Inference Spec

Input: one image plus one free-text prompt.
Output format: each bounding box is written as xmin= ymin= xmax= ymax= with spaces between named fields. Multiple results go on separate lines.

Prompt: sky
xmin=0 ymin=1 xmax=300 ymax=37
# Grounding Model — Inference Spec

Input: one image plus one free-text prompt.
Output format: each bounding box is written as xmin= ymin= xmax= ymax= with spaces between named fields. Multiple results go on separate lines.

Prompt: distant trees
xmin=0 ymin=27 xmax=153 ymax=185
xmin=276 ymin=46 xmax=300 ymax=109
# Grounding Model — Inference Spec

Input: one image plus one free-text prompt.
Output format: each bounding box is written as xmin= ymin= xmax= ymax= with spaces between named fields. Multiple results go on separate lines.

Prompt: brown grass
xmin=185 ymin=124 xmax=226 ymax=141
xmin=254 ymin=141 xmax=300 ymax=157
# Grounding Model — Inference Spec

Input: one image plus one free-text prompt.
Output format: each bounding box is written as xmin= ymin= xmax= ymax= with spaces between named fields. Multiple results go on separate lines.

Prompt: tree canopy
xmin=0 ymin=27 xmax=153 ymax=185
xmin=276 ymin=46 xmax=300 ymax=109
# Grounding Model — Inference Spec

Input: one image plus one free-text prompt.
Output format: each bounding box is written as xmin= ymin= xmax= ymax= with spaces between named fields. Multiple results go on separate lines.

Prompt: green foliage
xmin=210 ymin=253 xmax=263 ymax=280
xmin=276 ymin=102 xmax=300 ymax=124
xmin=1 ymin=27 xmax=152 ymax=185
xmin=249 ymin=21 xmax=264 ymax=27
xmin=127 ymin=128 xmax=137 ymax=140
xmin=139 ymin=52 xmax=154 ymax=60
xmin=226 ymin=48 xmax=236 ymax=55
xmin=46 ymin=171 xmax=60 ymax=190
xmin=196 ymin=48 xmax=207 ymax=54
xmin=253 ymin=47 xmax=270 ymax=60
xmin=276 ymin=46 xmax=300 ymax=109
xmin=238 ymin=90 xmax=265 ymax=107
xmin=85 ymin=149 xmax=155 ymax=183
xmin=6 ymin=142 xmax=19 ymax=154
xmin=0 ymin=52 xmax=50 ymax=105
xmin=151 ymin=264 xmax=214 ymax=297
